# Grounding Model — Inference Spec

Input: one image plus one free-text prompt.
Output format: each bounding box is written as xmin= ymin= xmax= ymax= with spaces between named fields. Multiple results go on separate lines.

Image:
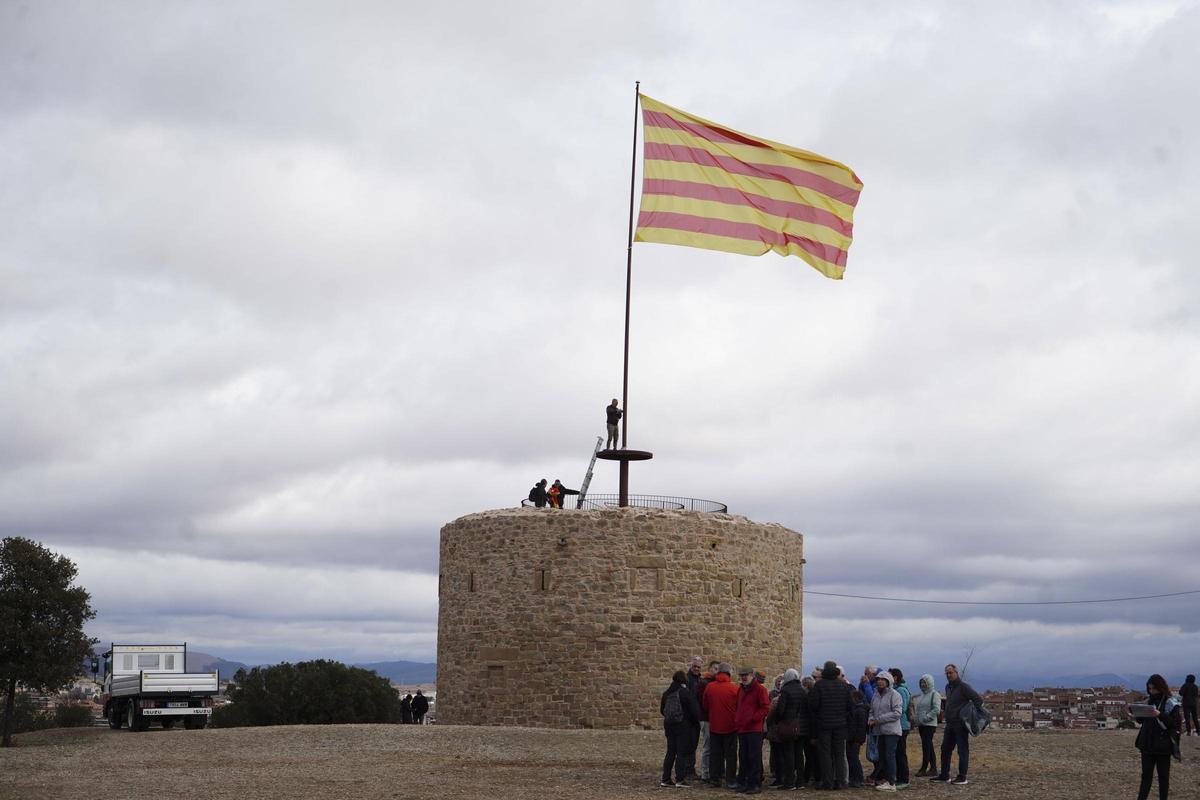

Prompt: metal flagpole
xmin=598 ymin=81 xmax=653 ymax=507
xmin=621 ymin=80 xmax=639 ymax=450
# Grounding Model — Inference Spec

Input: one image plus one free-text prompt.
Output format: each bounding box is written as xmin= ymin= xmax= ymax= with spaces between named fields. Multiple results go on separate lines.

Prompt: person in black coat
xmin=400 ymin=693 xmax=413 ymax=724
xmin=412 ymin=690 xmax=429 ymax=724
xmin=527 ymin=479 xmax=549 ymax=508
xmin=846 ymin=689 xmax=870 ymax=788
xmin=1181 ymin=674 xmax=1198 ymax=736
xmin=1135 ymin=673 xmax=1181 ymax=800
xmin=772 ymin=668 xmax=811 ymax=789
xmin=661 ymin=670 xmax=701 ymax=787
xmin=807 ymin=660 xmax=853 ymax=789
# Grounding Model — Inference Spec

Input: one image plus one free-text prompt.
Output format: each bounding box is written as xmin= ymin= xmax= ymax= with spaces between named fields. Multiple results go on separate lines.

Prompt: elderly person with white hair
xmin=771 ymin=668 xmax=811 ymax=789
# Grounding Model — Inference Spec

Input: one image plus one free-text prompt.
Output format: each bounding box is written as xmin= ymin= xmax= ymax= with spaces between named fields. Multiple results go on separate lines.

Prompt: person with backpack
xmin=1134 ymin=673 xmax=1181 ymax=800
xmin=527 ymin=479 xmax=549 ymax=508
xmin=913 ymin=674 xmax=942 ymax=777
xmin=931 ymin=663 xmax=982 ymax=786
xmin=661 ymin=670 xmax=701 ymax=787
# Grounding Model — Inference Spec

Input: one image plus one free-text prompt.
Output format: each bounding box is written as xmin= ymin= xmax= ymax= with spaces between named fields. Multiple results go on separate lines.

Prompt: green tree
xmin=212 ymin=660 xmax=401 ymax=728
xmin=0 ymin=537 xmax=96 ymax=747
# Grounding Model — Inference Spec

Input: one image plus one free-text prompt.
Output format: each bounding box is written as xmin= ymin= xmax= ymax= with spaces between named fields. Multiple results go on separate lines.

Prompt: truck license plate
xmin=168 ymin=702 xmax=189 ymax=708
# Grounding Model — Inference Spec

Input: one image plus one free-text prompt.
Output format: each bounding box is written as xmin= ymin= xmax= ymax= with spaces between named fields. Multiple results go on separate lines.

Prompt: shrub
xmin=53 ymin=702 xmax=96 ymax=728
xmin=216 ymin=660 xmax=402 ymax=727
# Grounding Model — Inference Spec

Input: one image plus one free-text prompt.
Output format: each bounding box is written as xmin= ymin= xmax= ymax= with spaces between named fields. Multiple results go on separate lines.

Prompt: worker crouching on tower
xmin=702 ymin=663 xmax=739 ymax=788
xmin=735 ymin=667 xmax=771 ymax=794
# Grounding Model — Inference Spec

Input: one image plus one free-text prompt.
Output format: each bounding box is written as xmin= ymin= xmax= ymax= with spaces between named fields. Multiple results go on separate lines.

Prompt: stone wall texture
xmin=436 ymin=507 xmax=804 ymax=729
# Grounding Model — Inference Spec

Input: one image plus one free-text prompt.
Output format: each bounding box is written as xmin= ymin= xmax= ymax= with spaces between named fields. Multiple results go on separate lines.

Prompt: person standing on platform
xmin=605 ymin=398 xmax=622 ymax=450
xmin=528 ymin=479 xmax=550 ymax=508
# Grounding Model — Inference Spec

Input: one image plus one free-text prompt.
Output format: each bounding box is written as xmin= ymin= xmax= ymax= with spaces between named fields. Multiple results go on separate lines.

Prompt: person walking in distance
xmin=411 ymin=690 xmax=429 ymax=724
xmin=1180 ymin=675 xmax=1198 ymax=736
xmin=1135 ymin=673 xmax=1182 ymax=800
xmin=605 ymin=398 xmax=622 ymax=450
xmin=931 ymin=664 xmax=982 ymax=786
xmin=661 ymin=669 xmax=701 ymax=787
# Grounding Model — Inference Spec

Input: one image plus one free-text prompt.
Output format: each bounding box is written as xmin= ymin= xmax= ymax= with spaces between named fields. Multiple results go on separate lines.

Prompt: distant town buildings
xmin=983 ymin=685 xmax=1166 ymax=730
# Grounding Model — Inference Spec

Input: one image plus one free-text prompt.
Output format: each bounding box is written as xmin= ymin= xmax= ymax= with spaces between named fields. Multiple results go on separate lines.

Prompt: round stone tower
xmin=435 ymin=507 xmax=804 ymax=729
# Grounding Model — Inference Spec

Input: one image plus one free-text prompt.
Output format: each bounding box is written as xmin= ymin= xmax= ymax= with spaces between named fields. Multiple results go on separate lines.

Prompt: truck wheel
xmin=126 ymin=702 xmax=148 ymax=732
xmin=184 ymin=716 xmax=207 ymax=730
xmin=160 ymin=718 xmax=176 ymax=729
xmin=108 ymin=704 xmax=122 ymax=730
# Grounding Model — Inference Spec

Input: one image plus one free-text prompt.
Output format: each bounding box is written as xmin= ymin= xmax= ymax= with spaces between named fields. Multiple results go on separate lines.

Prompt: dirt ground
xmin=3 ymin=724 xmax=1200 ymax=800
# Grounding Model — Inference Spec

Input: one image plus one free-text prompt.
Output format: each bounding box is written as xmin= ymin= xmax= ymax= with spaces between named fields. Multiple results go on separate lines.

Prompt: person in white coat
xmin=867 ymin=671 xmax=903 ymax=791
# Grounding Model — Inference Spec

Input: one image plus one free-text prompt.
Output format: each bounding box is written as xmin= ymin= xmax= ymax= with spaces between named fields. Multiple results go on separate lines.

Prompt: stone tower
xmin=435 ymin=506 xmax=804 ymax=729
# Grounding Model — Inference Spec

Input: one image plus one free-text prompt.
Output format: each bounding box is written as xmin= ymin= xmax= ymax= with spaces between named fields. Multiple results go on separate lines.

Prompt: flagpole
xmin=597 ymin=80 xmax=654 ymax=508
xmin=621 ymin=80 xmax=639 ymax=451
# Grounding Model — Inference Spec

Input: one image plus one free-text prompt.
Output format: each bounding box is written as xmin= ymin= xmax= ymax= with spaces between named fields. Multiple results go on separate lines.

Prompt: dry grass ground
xmin=3 ymin=724 xmax=1200 ymax=800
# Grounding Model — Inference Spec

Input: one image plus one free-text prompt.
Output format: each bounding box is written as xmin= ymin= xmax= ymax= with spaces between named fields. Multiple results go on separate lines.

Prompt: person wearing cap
xmin=807 ymin=660 xmax=853 ymax=789
xmin=868 ymin=670 xmax=903 ymax=791
xmin=703 ymin=662 xmax=740 ymax=788
xmin=734 ymin=666 xmax=771 ymax=794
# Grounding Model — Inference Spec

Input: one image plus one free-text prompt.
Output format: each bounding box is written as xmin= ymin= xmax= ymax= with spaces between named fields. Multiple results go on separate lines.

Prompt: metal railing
xmin=523 ymin=494 xmax=727 ymax=513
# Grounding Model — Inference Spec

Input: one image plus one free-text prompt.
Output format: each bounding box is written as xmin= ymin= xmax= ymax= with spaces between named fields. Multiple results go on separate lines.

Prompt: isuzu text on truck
xmin=96 ymin=644 xmax=218 ymax=731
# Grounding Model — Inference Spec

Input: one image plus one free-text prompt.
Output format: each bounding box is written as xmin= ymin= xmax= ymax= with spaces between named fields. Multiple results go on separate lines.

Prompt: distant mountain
xmin=186 ymin=651 xmax=249 ymax=681
xmin=960 ymin=671 xmax=1143 ymax=692
xmin=353 ymin=660 xmax=437 ymax=685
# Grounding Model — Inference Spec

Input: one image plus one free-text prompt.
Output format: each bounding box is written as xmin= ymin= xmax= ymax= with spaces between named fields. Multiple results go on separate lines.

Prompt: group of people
xmin=399 ymin=689 xmax=429 ymax=725
xmin=526 ymin=478 xmax=580 ymax=509
xmin=662 ymin=659 xmax=1192 ymax=798
xmin=659 ymin=659 xmax=982 ymax=793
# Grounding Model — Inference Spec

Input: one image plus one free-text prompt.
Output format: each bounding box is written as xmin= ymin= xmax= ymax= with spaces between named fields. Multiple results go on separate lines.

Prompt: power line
xmin=803 ymin=588 xmax=1200 ymax=606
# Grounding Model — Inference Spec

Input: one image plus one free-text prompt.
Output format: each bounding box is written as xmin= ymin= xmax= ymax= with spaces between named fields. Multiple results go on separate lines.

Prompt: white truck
xmin=96 ymin=644 xmax=219 ymax=731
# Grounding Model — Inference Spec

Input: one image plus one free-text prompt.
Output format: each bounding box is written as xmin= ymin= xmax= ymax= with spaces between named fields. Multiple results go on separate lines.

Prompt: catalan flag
xmin=635 ymin=94 xmax=862 ymax=280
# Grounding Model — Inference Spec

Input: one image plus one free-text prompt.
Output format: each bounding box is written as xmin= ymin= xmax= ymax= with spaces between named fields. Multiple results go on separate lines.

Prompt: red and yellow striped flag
xmin=635 ymin=94 xmax=862 ymax=280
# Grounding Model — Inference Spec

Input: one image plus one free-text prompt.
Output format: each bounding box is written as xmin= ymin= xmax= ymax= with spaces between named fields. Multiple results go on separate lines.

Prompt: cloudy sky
xmin=3 ymin=1 xmax=1198 ymax=682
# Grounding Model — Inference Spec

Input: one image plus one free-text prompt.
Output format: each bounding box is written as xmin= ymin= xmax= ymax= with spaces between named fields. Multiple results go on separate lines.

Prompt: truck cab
xmin=99 ymin=643 xmax=218 ymax=731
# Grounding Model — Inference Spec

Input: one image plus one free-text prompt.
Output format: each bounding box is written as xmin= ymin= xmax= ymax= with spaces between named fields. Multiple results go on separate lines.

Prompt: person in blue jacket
xmin=888 ymin=668 xmax=912 ymax=788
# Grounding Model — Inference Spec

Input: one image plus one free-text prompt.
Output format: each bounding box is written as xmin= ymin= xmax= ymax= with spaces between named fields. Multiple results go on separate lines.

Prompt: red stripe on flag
xmin=638 ymin=210 xmax=848 ymax=266
xmin=643 ymin=109 xmax=769 ymax=149
xmin=644 ymin=142 xmax=861 ymax=206
xmin=642 ymin=178 xmax=854 ymax=238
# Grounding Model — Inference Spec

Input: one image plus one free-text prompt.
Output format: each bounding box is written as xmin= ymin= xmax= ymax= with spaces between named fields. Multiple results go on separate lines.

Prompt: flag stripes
xmin=635 ymin=94 xmax=862 ymax=279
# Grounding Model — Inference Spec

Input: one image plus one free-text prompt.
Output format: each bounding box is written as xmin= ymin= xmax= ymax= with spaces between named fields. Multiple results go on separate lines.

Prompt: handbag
xmin=866 ymin=733 xmax=878 ymax=762
xmin=775 ymin=718 xmax=802 ymax=741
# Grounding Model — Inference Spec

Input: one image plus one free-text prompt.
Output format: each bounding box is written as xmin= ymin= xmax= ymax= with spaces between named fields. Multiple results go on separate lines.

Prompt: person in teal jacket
xmin=888 ymin=669 xmax=912 ymax=788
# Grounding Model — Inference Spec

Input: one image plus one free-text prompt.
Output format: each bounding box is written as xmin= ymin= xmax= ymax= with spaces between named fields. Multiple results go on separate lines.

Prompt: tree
xmin=0 ymin=537 xmax=96 ymax=747
xmin=211 ymin=660 xmax=401 ymax=728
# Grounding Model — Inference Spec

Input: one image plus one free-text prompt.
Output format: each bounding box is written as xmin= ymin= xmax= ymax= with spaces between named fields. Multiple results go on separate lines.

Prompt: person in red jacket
xmin=734 ymin=666 xmax=771 ymax=794
xmin=702 ymin=662 xmax=740 ymax=788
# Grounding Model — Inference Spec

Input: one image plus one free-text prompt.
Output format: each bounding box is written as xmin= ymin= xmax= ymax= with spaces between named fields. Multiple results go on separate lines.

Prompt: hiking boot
xmin=661 ymin=780 xmax=677 ymax=787
xmin=676 ymin=781 xmax=693 ymax=788
xmin=950 ymin=777 xmax=969 ymax=786
xmin=875 ymin=784 xmax=897 ymax=792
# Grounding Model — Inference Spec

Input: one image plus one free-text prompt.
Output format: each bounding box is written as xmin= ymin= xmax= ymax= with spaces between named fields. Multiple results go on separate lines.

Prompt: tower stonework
xmin=436 ymin=507 xmax=803 ymax=729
